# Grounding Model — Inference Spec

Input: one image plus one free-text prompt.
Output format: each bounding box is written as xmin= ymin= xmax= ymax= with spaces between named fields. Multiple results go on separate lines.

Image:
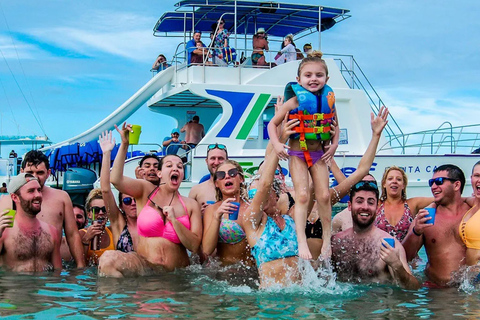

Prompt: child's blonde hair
xmin=297 ymin=50 xmax=328 ymax=77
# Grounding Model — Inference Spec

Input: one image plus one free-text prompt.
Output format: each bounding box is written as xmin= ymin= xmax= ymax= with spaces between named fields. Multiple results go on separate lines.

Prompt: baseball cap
xmin=9 ymin=173 xmax=39 ymax=194
xmin=171 ymin=128 xmax=180 ymax=135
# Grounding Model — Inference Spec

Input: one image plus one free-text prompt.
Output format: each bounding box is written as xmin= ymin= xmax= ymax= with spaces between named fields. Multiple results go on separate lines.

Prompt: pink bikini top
xmin=137 ymin=187 xmax=191 ymax=243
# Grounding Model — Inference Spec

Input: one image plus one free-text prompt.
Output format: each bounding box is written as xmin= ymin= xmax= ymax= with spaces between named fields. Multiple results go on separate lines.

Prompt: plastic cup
xmin=229 ymin=201 xmax=240 ymax=220
xmin=129 ymin=125 xmax=142 ymax=145
xmin=382 ymin=238 xmax=395 ymax=248
xmin=5 ymin=209 xmax=15 ymax=228
xmin=206 ymin=201 xmax=215 ymax=205
xmin=425 ymin=207 xmax=436 ymax=225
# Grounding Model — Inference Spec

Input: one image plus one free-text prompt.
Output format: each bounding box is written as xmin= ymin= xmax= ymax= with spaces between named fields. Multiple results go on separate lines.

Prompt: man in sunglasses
xmin=0 ymin=173 xmax=62 ymax=271
xmin=332 ymin=180 xmax=420 ymax=289
xmin=0 ymin=150 xmax=85 ymax=268
xmin=403 ymin=164 xmax=470 ymax=287
xmin=189 ymin=143 xmax=228 ymax=214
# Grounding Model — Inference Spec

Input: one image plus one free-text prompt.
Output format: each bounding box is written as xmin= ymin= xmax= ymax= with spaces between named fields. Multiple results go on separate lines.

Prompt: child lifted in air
xmin=267 ymin=51 xmax=338 ymax=260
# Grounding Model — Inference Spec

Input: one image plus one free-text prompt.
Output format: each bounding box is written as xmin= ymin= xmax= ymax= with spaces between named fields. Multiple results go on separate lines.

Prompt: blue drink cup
xmin=382 ymin=238 xmax=395 ymax=248
xmin=206 ymin=201 xmax=215 ymax=205
xmin=425 ymin=207 xmax=436 ymax=225
xmin=229 ymin=201 xmax=240 ymax=220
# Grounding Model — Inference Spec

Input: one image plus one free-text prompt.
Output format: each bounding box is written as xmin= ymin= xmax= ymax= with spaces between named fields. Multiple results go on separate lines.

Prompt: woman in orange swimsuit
xmin=375 ymin=166 xmax=433 ymax=241
xmin=80 ymin=189 xmax=115 ymax=266
xmin=459 ymin=161 xmax=480 ymax=266
xmin=98 ymin=123 xmax=202 ymax=277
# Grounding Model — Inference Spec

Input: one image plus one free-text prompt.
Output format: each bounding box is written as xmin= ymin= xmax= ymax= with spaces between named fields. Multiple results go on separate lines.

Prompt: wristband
xmin=412 ymin=227 xmax=422 ymax=237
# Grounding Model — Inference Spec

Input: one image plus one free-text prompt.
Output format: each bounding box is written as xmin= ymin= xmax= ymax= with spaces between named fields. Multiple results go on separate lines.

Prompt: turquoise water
xmin=0 ymin=249 xmax=479 ymax=319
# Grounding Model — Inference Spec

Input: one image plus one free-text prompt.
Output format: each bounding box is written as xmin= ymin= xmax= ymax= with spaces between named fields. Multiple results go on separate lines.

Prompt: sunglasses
xmin=91 ymin=206 xmax=107 ymax=214
xmin=428 ymin=177 xmax=457 ymax=187
xmin=208 ymin=143 xmax=227 ymax=151
xmin=352 ymin=181 xmax=378 ymax=190
xmin=219 ymin=21 xmax=225 ymax=25
xmin=122 ymin=197 xmax=136 ymax=206
xmin=248 ymin=188 xmax=257 ymax=199
xmin=215 ymin=168 xmax=239 ymax=180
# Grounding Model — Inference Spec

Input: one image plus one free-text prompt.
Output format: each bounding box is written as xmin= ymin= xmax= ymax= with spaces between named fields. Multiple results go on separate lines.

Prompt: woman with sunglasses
xmin=98 ymin=123 xmax=202 ymax=277
xmin=80 ymin=189 xmax=115 ymax=265
xmin=211 ymin=18 xmax=229 ymax=66
xmin=98 ymin=131 xmax=138 ymax=253
xmin=375 ymin=166 xmax=433 ymax=241
xmin=202 ymin=160 xmax=253 ymax=266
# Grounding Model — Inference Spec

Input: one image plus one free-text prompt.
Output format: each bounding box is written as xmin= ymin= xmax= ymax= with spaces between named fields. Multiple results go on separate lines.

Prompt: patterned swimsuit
xmin=117 ymin=224 xmax=134 ymax=253
xmin=374 ymin=202 xmax=413 ymax=242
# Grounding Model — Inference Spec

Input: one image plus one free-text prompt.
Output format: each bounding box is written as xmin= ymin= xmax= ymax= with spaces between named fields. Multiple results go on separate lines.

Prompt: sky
xmin=1 ymin=0 xmax=480 ymax=156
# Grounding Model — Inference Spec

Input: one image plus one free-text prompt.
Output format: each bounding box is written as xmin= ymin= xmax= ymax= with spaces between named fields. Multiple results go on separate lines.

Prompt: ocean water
xmin=0 ymin=249 xmax=479 ymax=319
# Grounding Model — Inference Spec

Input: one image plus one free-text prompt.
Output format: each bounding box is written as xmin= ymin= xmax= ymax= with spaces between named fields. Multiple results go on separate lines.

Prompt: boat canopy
xmin=153 ymin=0 xmax=350 ymax=38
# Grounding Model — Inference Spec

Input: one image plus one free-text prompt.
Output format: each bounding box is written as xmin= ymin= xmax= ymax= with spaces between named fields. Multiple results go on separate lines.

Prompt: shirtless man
xmin=0 ymin=173 xmax=62 ymax=272
xmin=332 ymin=180 xmax=419 ymax=290
xmin=403 ymin=164 xmax=470 ymax=287
xmin=332 ymin=174 xmax=377 ymax=234
xmin=188 ymin=144 xmax=228 ymax=214
xmin=0 ymin=150 xmax=85 ymax=268
xmin=180 ymin=116 xmax=205 ymax=148
xmin=60 ymin=204 xmax=87 ymax=262
xmin=135 ymin=154 xmax=160 ymax=185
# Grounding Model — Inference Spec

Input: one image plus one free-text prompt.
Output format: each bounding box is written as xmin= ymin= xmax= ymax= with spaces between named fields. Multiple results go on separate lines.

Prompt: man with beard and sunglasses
xmin=0 ymin=150 xmax=85 ymax=268
xmin=332 ymin=181 xmax=419 ymax=289
xmin=189 ymin=143 xmax=228 ymax=215
xmin=403 ymin=164 xmax=470 ymax=287
xmin=0 ymin=173 xmax=62 ymax=272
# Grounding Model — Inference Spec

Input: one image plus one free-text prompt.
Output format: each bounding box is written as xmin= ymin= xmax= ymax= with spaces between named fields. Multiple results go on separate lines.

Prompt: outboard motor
xmin=63 ymin=168 xmax=97 ymax=205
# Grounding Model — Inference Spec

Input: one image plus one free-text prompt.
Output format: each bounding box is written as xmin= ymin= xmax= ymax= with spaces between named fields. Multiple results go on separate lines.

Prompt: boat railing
xmin=377 ymin=122 xmax=480 ymax=155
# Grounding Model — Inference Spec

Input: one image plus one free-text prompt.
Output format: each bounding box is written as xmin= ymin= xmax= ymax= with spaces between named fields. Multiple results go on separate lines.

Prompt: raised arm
xmin=99 ymin=130 xmax=124 ymax=240
xmin=62 ymin=190 xmax=86 ymax=268
xmin=330 ymin=107 xmax=389 ymax=205
xmin=111 ymin=123 xmax=150 ymax=200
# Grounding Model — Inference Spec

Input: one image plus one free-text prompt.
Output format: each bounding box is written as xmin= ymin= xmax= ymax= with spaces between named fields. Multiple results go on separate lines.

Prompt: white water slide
xmin=45 ymin=67 xmax=174 ymax=150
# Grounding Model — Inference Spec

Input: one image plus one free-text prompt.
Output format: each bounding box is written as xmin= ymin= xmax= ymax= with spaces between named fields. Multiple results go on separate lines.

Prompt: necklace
xmin=148 ymin=189 xmax=176 ymax=215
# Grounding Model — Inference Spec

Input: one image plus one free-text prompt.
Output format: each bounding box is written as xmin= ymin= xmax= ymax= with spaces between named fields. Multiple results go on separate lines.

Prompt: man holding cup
xmin=0 ymin=173 xmax=62 ymax=272
xmin=403 ymin=164 xmax=470 ymax=287
xmin=332 ymin=180 xmax=419 ymax=289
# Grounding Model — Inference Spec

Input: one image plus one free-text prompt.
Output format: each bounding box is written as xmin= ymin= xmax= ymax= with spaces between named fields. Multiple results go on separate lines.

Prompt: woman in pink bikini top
xmin=375 ymin=166 xmax=433 ymax=241
xmin=101 ymin=123 xmax=202 ymax=277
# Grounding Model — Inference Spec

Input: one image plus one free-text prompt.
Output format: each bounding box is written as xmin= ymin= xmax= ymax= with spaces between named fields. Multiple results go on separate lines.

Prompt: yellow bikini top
xmin=459 ymin=206 xmax=480 ymax=249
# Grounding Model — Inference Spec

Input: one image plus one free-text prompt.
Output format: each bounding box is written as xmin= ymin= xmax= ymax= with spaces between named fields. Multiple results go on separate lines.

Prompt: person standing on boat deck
xmin=0 ymin=150 xmax=86 ymax=268
xmin=252 ymin=27 xmax=269 ymax=67
xmin=403 ymin=164 xmax=470 ymax=287
xmin=9 ymin=150 xmax=17 ymax=158
xmin=181 ymin=115 xmax=205 ymax=149
xmin=189 ymin=144 xmax=228 ymax=215
xmin=151 ymin=54 xmax=170 ymax=72
xmin=211 ymin=18 xmax=229 ymax=66
xmin=374 ymin=166 xmax=434 ymax=241
xmin=274 ymin=34 xmax=296 ymax=65
xmin=267 ymin=51 xmax=339 ymax=260
xmin=303 ymin=43 xmax=313 ymax=55
xmin=186 ymin=31 xmax=207 ymax=64
xmin=98 ymin=131 xmax=138 ymax=253
xmin=135 ymin=154 xmax=160 ymax=185
xmin=98 ymin=123 xmax=202 ymax=277
xmin=0 ymin=173 xmax=62 ymax=272
xmin=331 ymin=181 xmax=420 ymax=290
xmin=162 ymin=128 xmax=188 ymax=156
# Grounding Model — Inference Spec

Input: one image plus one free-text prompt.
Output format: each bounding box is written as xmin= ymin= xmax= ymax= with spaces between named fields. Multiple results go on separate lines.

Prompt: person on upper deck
xmin=211 ymin=18 xmax=230 ymax=66
xmin=186 ymin=31 xmax=207 ymax=64
xmin=274 ymin=34 xmax=297 ymax=65
xmin=252 ymin=27 xmax=269 ymax=67
xmin=180 ymin=115 xmax=205 ymax=148
xmin=162 ymin=128 xmax=188 ymax=156
xmin=152 ymin=54 xmax=170 ymax=72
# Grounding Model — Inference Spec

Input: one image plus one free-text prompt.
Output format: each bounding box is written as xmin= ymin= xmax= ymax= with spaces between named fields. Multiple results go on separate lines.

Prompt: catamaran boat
xmin=43 ymin=0 xmax=479 ymax=198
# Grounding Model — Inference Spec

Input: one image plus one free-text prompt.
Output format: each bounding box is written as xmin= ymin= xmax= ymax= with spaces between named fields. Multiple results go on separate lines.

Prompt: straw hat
xmin=256 ymin=27 xmax=266 ymax=34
